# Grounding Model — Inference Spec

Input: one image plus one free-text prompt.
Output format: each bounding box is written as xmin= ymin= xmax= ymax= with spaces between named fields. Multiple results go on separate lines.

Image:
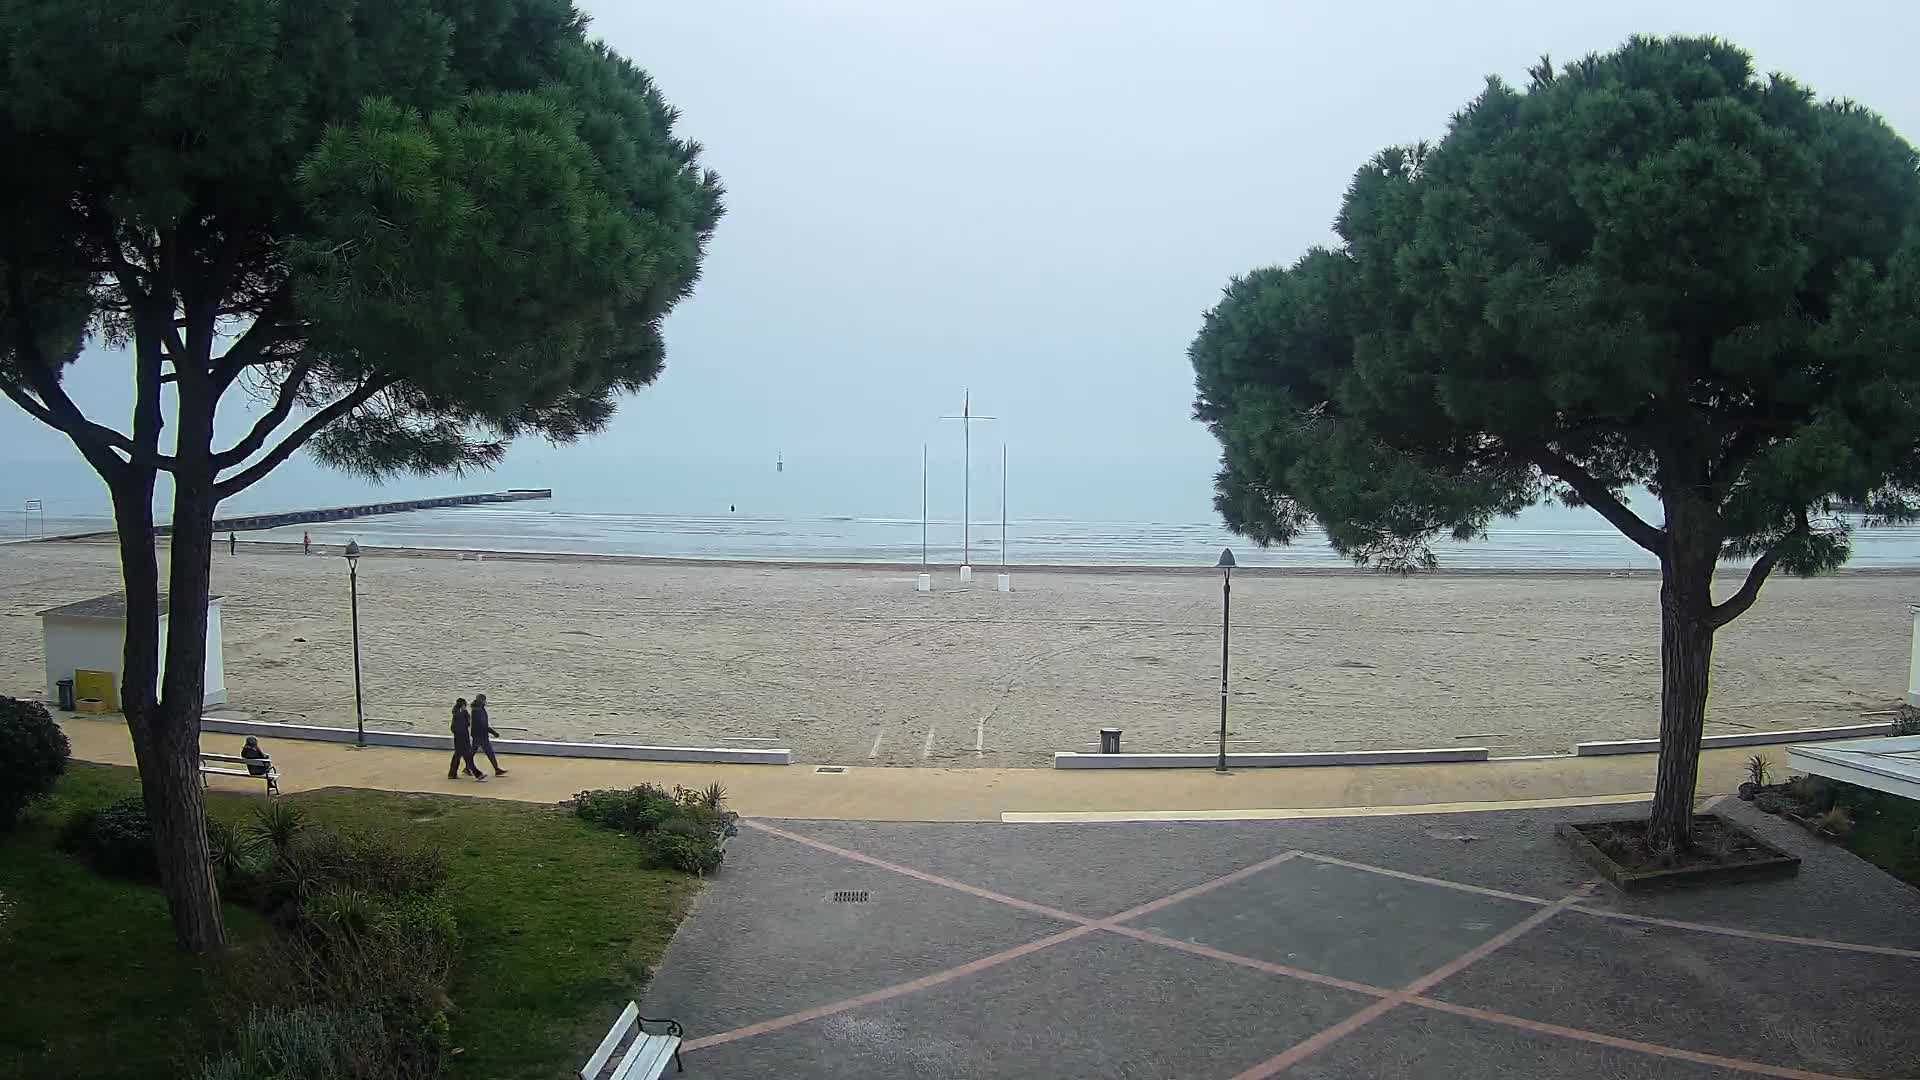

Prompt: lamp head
xmin=1216 ymin=547 xmax=1236 ymax=569
xmin=343 ymin=539 xmax=360 ymax=567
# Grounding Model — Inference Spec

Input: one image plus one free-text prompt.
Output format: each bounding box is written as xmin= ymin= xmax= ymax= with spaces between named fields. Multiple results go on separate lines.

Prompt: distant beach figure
xmin=302 ymin=531 xmax=311 ymax=555
xmin=240 ymin=736 xmax=269 ymax=777
xmin=228 ymin=532 xmax=236 ymax=556
xmin=472 ymin=693 xmax=506 ymax=776
xmin=448 ymin=698 xmax=485 ymax=781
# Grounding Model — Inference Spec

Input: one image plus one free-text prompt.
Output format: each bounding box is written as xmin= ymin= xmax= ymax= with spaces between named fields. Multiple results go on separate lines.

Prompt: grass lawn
xmin=1836 ymin=781 xmax=1920 ymax=888
xmin=0 ymin=764 xmax=700 ymax=1080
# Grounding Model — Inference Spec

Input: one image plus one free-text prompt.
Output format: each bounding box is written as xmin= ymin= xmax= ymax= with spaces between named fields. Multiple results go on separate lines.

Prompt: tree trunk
xmin=107 ymin=465 xmax=224 ymax=951
xmin=151 ymin=389 xmax=227 ymax=952
xmin=1647 ymin=505 xmax=1719 ymax=852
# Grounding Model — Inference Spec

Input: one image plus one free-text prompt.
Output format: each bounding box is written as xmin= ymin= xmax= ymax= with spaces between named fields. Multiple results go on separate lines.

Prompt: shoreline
xmin=42 ymin=533 xmax=1920 ymax=578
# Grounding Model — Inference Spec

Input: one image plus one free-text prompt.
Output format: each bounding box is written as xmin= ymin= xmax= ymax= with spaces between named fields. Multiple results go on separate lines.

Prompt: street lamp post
xmin=1216 ymin=547 xmax=1235 ymax=773
xmin=344 ymin=540 xmax=365 ymax=747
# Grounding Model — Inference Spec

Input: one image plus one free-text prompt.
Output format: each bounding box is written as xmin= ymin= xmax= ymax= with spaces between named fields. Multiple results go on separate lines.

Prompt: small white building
xmin=39 ymin=593 xmax=227 ymax=709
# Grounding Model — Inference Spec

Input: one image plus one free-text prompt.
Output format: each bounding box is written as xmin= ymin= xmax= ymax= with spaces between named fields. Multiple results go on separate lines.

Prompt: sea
xmin=7 ymin=453 xmax=1920 ymax=570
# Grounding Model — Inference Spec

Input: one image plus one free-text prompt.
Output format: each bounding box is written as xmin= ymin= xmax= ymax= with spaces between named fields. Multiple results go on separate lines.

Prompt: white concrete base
xmin=959 ymin=564 xmax=973 ymax=583
xmin=198 ymin=717 xmax=792 ymax=764
xmin=1909 ymin=604 xmax=1920 ymax=706
xmin=1790 ymin=734 xmax=1920 ymax=801
xmin=915 ymin=573 xmax=932 ymax=592
xmin=1053 ymin=747 xmax=1490 ymax=769
xmin=1574 ymin=722 xmax=1892 ymax=756
xmin=996 ymin=573 xmax=1011 ymax=592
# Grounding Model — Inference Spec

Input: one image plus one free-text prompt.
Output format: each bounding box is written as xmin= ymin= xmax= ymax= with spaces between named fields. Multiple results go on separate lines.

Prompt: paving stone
xmin=1131 ymin=856 xmax=1541 ymax=988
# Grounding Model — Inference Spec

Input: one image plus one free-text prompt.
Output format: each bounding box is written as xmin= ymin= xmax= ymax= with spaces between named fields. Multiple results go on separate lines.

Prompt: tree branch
xmin=213 ymin=376 xmax=395 ymax=499
xmin=1524 ymin=441 xmax=1668 ymax=556
xmin=211 ymin=356 xmax=316 ymax=469
xmin=1710 ymin=512 xmax=1809 ymax=629
xmin=1 ymin=273 xmax=150 ymax=471
xmin=210 ymin=284 xmax=295 ymax=393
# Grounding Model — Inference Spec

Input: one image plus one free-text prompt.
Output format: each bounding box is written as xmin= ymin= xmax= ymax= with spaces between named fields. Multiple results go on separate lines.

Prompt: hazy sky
xmin=6 ymin=1 xmax=1919 ymax=511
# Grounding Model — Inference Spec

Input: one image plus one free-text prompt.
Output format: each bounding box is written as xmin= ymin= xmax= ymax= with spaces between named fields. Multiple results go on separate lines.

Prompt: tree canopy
xmin=1194 ymin=36 xmax=1920 ymax=578
xmin=0 ymin=0 xmax=722 ymax=489
xmin=0 ymin=0 xmax=721 ymax=951
xmin=1191 ymin=35 xmax=1920 ymax=848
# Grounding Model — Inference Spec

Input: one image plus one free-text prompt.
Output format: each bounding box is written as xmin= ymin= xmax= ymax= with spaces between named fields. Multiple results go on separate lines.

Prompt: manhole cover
xmin=815 ymin=765 xmax=847 ymax=774
xmin=832 ymin=890 xmax=870 ymax=903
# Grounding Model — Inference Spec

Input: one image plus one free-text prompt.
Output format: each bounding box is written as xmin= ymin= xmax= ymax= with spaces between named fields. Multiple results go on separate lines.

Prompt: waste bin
xmin=1100 ymin=727 xmax=1122 ymax=754
xmin=56 ymin=678 xmax=75 ymax=711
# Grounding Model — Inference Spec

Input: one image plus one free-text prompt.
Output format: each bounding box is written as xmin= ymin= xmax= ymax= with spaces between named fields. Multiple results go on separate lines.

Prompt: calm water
xmin=10 ymin=454 xmax=1920 ymax=568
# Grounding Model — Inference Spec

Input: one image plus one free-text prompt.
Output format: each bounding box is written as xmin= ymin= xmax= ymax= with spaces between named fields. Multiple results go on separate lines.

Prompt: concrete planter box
xmin=1556 ymin=815 xmax=1801 ymax=892
xmin=1053 ymin=747 xmax=1489 ymax=769
xmin=1575 ymin=723 xmax=1890 ymax=757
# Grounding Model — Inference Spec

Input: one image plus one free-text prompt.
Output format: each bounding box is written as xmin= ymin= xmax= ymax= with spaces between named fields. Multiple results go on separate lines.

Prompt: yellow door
xmin=74 ymin=669 xmax=118 ymax=712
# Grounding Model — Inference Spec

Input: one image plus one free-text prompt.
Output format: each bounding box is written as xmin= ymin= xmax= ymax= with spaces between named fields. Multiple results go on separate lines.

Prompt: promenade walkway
xmin=61 ymin=716 xmax=1758 ymax=822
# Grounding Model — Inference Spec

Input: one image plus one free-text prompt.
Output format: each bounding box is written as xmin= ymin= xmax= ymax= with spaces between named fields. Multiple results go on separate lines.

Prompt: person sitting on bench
xmin=240 ymin=736 xmax=270 ymax=777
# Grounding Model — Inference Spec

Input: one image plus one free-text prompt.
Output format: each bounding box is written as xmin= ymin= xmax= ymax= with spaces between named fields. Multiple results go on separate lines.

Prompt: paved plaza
xmin=647 ymin=800 xmax=1920 ymax=1079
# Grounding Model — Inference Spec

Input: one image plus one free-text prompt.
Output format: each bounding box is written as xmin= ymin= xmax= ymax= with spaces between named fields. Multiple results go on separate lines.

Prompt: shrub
xmin=1754 ymin=793 xmax=1791 ymax=815
xmin=646 ymin=830 xmax=725 ymax=875
xmin=0 ymin=696 xmax=69 ymax=830
xmin=218 ymin=902 xmax=455 ymax=1080
xmin=248 ymin=801 xmax=306 ymax=857
xmin=1814 ymin=806 xmax=1855 ymax=838
xmin=58 ymin=796 xmax=159 ymax=880
xmin=208 ymin=819 xmax=266 ymax=887
xmin=260 ymin=828 xmax=447 ymax=916
xmin=1787 ymin=775 xmax=1836 ymax=814
xmin=572 ymin=784 xmax=678 ymax=833
xmin=196 ymin=1006 xmax=395 ymax=1080
xmin=1891 ymin=705 xmax=1920 ymax=736
xmin=1745 ymin=754 xmax=1772 ymax=787
xmin=575 ymin=784 xmax=735 ymax=874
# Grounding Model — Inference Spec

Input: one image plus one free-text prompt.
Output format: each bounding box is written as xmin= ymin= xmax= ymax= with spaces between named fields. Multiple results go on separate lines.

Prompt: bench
xmin=199 ymin=752 xmax=279 ymax=796
xmin=582 ymin=1001 xmax=683 ymax=1079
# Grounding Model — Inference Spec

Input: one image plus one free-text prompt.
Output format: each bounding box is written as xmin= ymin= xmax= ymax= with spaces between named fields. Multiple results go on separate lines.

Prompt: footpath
xmin=58 ymin=716 xmax=1756 ymax=821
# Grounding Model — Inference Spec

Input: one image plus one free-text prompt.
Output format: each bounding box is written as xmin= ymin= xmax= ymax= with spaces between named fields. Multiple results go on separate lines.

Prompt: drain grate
xmin=832 ymin=890 xmax=870 ymax=903
xmin=815 ymin=765 xmax=847 ymax=774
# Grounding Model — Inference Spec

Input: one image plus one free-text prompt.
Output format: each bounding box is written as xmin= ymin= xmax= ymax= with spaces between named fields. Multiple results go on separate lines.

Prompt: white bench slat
xmin=582 ymin=1001 xmax=639 ymax=1080
xmin=613 ymin=1033 xmax=679 ymax=1080
xmin=200 ymin=766 xmax=253 ymax=777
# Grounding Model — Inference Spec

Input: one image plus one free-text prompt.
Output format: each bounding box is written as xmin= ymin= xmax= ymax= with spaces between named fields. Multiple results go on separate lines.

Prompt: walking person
xmin=447 ymin=698 xmax=485 ymax=781
xmin=472 ymin=693 xmax=507 ymax=776
xmin=228 ymin=532 xmax=237 ymax=556
xmin=302 ymin=530 xmax=311 ymax=555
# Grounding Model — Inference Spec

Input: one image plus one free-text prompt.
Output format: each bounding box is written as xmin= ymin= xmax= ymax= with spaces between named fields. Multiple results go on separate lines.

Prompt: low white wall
xmin=197 ymin=717 xmax=791 ymax=765
xmin=1574 ymin=722 xmax=1892 ymax=757
xmin=1909 ymin=604 xmax=1920 ymax=707
xmin=1053 ymin=747 xmax=1490 ymax=770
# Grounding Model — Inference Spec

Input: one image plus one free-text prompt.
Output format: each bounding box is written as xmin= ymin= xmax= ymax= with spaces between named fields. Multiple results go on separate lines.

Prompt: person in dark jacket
xmin=448 ymin=698 xmax=485 ymax=781
xmin=239 ymin=736 xmax=270 ymax=777
xmin=471 ymin=693 xmax=507 ymax=776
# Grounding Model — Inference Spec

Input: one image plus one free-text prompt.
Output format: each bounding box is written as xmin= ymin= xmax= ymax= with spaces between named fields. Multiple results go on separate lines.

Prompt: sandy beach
xmin=1 ymin=540 xmax=1911 ymax=766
